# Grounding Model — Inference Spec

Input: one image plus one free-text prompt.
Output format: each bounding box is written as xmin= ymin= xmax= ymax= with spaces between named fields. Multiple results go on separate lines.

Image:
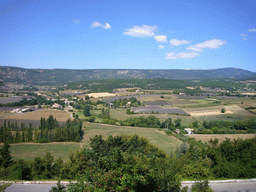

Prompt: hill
xmin=0 ymin=66 xmax=255 ymax=85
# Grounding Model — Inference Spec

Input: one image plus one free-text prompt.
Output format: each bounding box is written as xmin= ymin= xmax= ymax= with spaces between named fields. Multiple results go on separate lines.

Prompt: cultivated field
xmin=83 ymin=123 xmax=183 ymax=155
xmin=87 ymin=92 xmax=117 ymax=98
xmin=0 ymin=142 xmax=81 ymax=162
xmin=188 ymin=134 xmax=256 ymax=144
xmin=1 ymin=109 xmax=72 ymax=122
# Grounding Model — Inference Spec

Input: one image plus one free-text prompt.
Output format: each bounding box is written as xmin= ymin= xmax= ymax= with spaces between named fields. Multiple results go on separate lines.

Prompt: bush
xmin=191 ymin=180 xmax=213 ymax=192
xmin=221 ymin=108 xmax=225 ymax=113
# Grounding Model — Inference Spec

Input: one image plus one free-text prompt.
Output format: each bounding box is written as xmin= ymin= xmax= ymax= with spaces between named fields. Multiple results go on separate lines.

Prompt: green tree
xmin=0 ymin=142 xmax=12 ymax=168
xmin=49 ymin=180 xmax=66 ymax=192
xmin=83 ymin=105 xmax=91 ymax=117
xmin=191 ymin=180 xmax=213 ymax=192
xmin=175 ymin=118 xmax=182 ymax=127
xmin=85 ymin=95 xmax=90 ymax=100
xmin=221 ymin=108 xmax=225 ymax=113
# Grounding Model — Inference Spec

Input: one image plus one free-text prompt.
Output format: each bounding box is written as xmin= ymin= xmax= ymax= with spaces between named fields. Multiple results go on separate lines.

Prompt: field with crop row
xmin=1 ymin=109 xmax=72 ymax=122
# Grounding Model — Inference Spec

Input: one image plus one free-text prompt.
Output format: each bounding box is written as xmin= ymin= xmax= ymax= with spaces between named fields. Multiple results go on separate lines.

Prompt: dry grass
xmin=185 ymin=105 xmax=248 ymax=117
xmin=188 ymin=134 xmax=255 ymax=144
xmin=87 ymin=92 xmax=117 ymax=98
xmin=1 ymin=109 xmax=72 ymax=122
xmin=0 ymin=111 xmax=11 ymax=117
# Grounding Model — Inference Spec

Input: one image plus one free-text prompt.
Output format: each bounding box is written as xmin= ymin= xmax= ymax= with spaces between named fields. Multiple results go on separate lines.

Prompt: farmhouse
xmin=184 ymin=128 xmax=194 ymax=135
xmin=51 ymin=103 xmax=63 ymax=109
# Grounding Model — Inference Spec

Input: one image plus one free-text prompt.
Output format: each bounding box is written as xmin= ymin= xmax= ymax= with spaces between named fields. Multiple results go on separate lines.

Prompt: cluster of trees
xmin=172 ymin=135 xmax=256 ymax=180
xmin=0 ymin=135 xmax=183 ymax=191
xmin=124 ymin=116 xmax=182 ymax=130
xmin=111 ymin=97 xmax=141 ymax=108
xmin=2 ymin=134 xmax=255 ymax=190
xmin=0 ymin=115 xmax=83 ymax=143
xmin=194 ymin=119 xmax=256 ymax=134
xmin=0 ymin=143 xmax=64 ymax=180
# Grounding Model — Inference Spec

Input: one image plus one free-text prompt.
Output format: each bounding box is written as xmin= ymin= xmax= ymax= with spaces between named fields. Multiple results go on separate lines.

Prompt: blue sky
xmin=1 ymin=0 xmax=256 ymax=71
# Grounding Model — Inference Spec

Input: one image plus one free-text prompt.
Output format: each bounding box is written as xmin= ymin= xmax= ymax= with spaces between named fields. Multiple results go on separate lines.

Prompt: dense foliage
xmin=1 ymin=134 xmax=256 ymax=191
xmin=195 ymin=119 xmax=256 ymax=134
xmin=0 ymin=115 xmax=83 ymax=143
xmin=65 ymin=78 xmax=245 ymax=93
xmin=0 ymin=135 xmax=182 ymax=191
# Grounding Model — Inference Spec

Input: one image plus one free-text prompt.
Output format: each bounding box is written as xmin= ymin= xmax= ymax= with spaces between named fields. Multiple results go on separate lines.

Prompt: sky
xmin=0 ymin=0 xmax=256 ymax=71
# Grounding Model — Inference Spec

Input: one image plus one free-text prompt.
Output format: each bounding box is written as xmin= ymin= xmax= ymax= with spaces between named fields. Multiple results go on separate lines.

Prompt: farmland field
xmin=188 ymin=134 xmax=256 ymax=144
xmin=1 ymin=109 xmax=72 ymax=122
xmin=188 ymin=104 xmax=256 ymax=122
xmin=83 ymin=123 xmax=183 ymax=154
xmin=88 ymin=107 xmax=195 ymax=126
xmin=87 ymin=92 xmax=117 ymax=98
xmin=0 ymin=142 xmax=81 ymax=162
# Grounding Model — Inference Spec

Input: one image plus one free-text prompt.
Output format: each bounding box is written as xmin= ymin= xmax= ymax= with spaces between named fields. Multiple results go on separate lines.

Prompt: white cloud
xmin=170 ymin=39 xmax=189 ymax=46
xmin=240 ymin=34 xmax=248 ymax=36
xmin=154 ymin=35 xmax=167 ymax=42
xmin=248 ymin=28 xmax=256 ymax=32
xmin=187 ymin=39 xmax=226 ymax=52
xmin=91 ymin=22 xmax=111 ymax=29
xmin=158 ymin=45 xmax=165 ymax=49
xmin=73 ymin=19 xmax=81 ymax=24
xmin=166 ymin=52 xmax=200 ymax=60
xmin=123 ymin=25 xmax=157 ymax=37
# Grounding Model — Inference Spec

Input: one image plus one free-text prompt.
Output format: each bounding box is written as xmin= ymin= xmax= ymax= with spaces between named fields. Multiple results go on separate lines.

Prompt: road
xmin=181 ymin=180 xmax=256 ymax=192
xmin=2 ymin=180 xmax=256 ymax=192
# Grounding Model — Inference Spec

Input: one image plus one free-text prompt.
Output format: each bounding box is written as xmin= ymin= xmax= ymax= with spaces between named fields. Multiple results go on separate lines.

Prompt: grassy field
xmin=188 ymin=134 xmax=256 ymax=144
xmin=83 ymin=123 xmax=183 ymax=155
xmin=0 ymin=142 xmax=81 ymax=162
xmin=0 ymin=111 xmax=11 ymax=117
xmin=1 ymin=109 xmax=72 ymax=122
xmin=189 ymin=104 xmax=256 ymax=122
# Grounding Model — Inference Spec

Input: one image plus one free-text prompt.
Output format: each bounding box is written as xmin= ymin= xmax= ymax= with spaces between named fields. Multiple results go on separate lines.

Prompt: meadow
xmin=0 ymin=142 xmax=81 ymax=162
xmin=83 ymin=122 xmax=183 ymax=155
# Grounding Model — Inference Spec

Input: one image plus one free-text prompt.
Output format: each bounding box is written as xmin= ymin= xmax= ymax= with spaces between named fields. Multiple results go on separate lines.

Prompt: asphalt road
xmin=182 ymin=181 xmax=256 ymax=192
xmin=2 ymin=181 xmax=256 ymax=192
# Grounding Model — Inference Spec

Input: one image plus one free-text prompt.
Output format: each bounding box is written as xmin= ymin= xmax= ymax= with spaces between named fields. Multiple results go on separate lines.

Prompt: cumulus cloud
xmin=123 ymin=25 xmax=157 ymax=37
xmin=187 ymin=39 xmax=226 ymax=52
xmin=240 ymin=34 xmax=248 ymax=36
xmin=73 ymin=19 xmax=81 ymax=24
xmin=91 ymin=22 xmax=111 ymax=29
xmin=170 ymin=39 xmax=189 ymax=46
xmin=158 ymin=45 xmax=165 ymax=49
xmin=166 ymin=52 xmax=200 ymax=60
xmin=248 ymin=28 xmax=256 ymax=32
xmin=154 ymin=35 xmax=167 ymax=42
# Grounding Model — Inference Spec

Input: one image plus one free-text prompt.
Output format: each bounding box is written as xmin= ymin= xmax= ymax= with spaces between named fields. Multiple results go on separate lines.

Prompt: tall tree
xmin=0 ymin=142 xmax=12 ymax=168
xmin=83 ymin=105 xmax=91 ymax=117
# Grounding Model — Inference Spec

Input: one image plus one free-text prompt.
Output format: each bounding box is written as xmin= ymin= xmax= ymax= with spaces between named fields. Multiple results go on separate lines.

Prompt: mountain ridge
xmin=0 ymin=66 xmax=255 ymax=85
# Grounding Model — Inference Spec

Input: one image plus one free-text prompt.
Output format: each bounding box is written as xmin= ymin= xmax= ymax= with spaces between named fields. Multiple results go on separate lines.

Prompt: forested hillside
xmin=0 ymin=66 xmax=255 ymax=85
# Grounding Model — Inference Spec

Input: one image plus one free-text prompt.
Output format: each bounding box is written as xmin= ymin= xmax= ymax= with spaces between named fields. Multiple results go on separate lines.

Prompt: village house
xmin=51 ymin=103 xmax=63 ymax=109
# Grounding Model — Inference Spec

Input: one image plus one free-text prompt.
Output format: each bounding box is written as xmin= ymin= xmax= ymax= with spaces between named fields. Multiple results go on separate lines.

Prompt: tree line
xmin=0 ymin=115 xmax=83 ymax=143
xmin=194 ymin=119 xmax=256 ymax=134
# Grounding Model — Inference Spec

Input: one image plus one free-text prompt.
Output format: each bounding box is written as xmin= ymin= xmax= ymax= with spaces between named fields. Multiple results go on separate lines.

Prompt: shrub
xmin=221 ymin=108 xmax=225 ymax=113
